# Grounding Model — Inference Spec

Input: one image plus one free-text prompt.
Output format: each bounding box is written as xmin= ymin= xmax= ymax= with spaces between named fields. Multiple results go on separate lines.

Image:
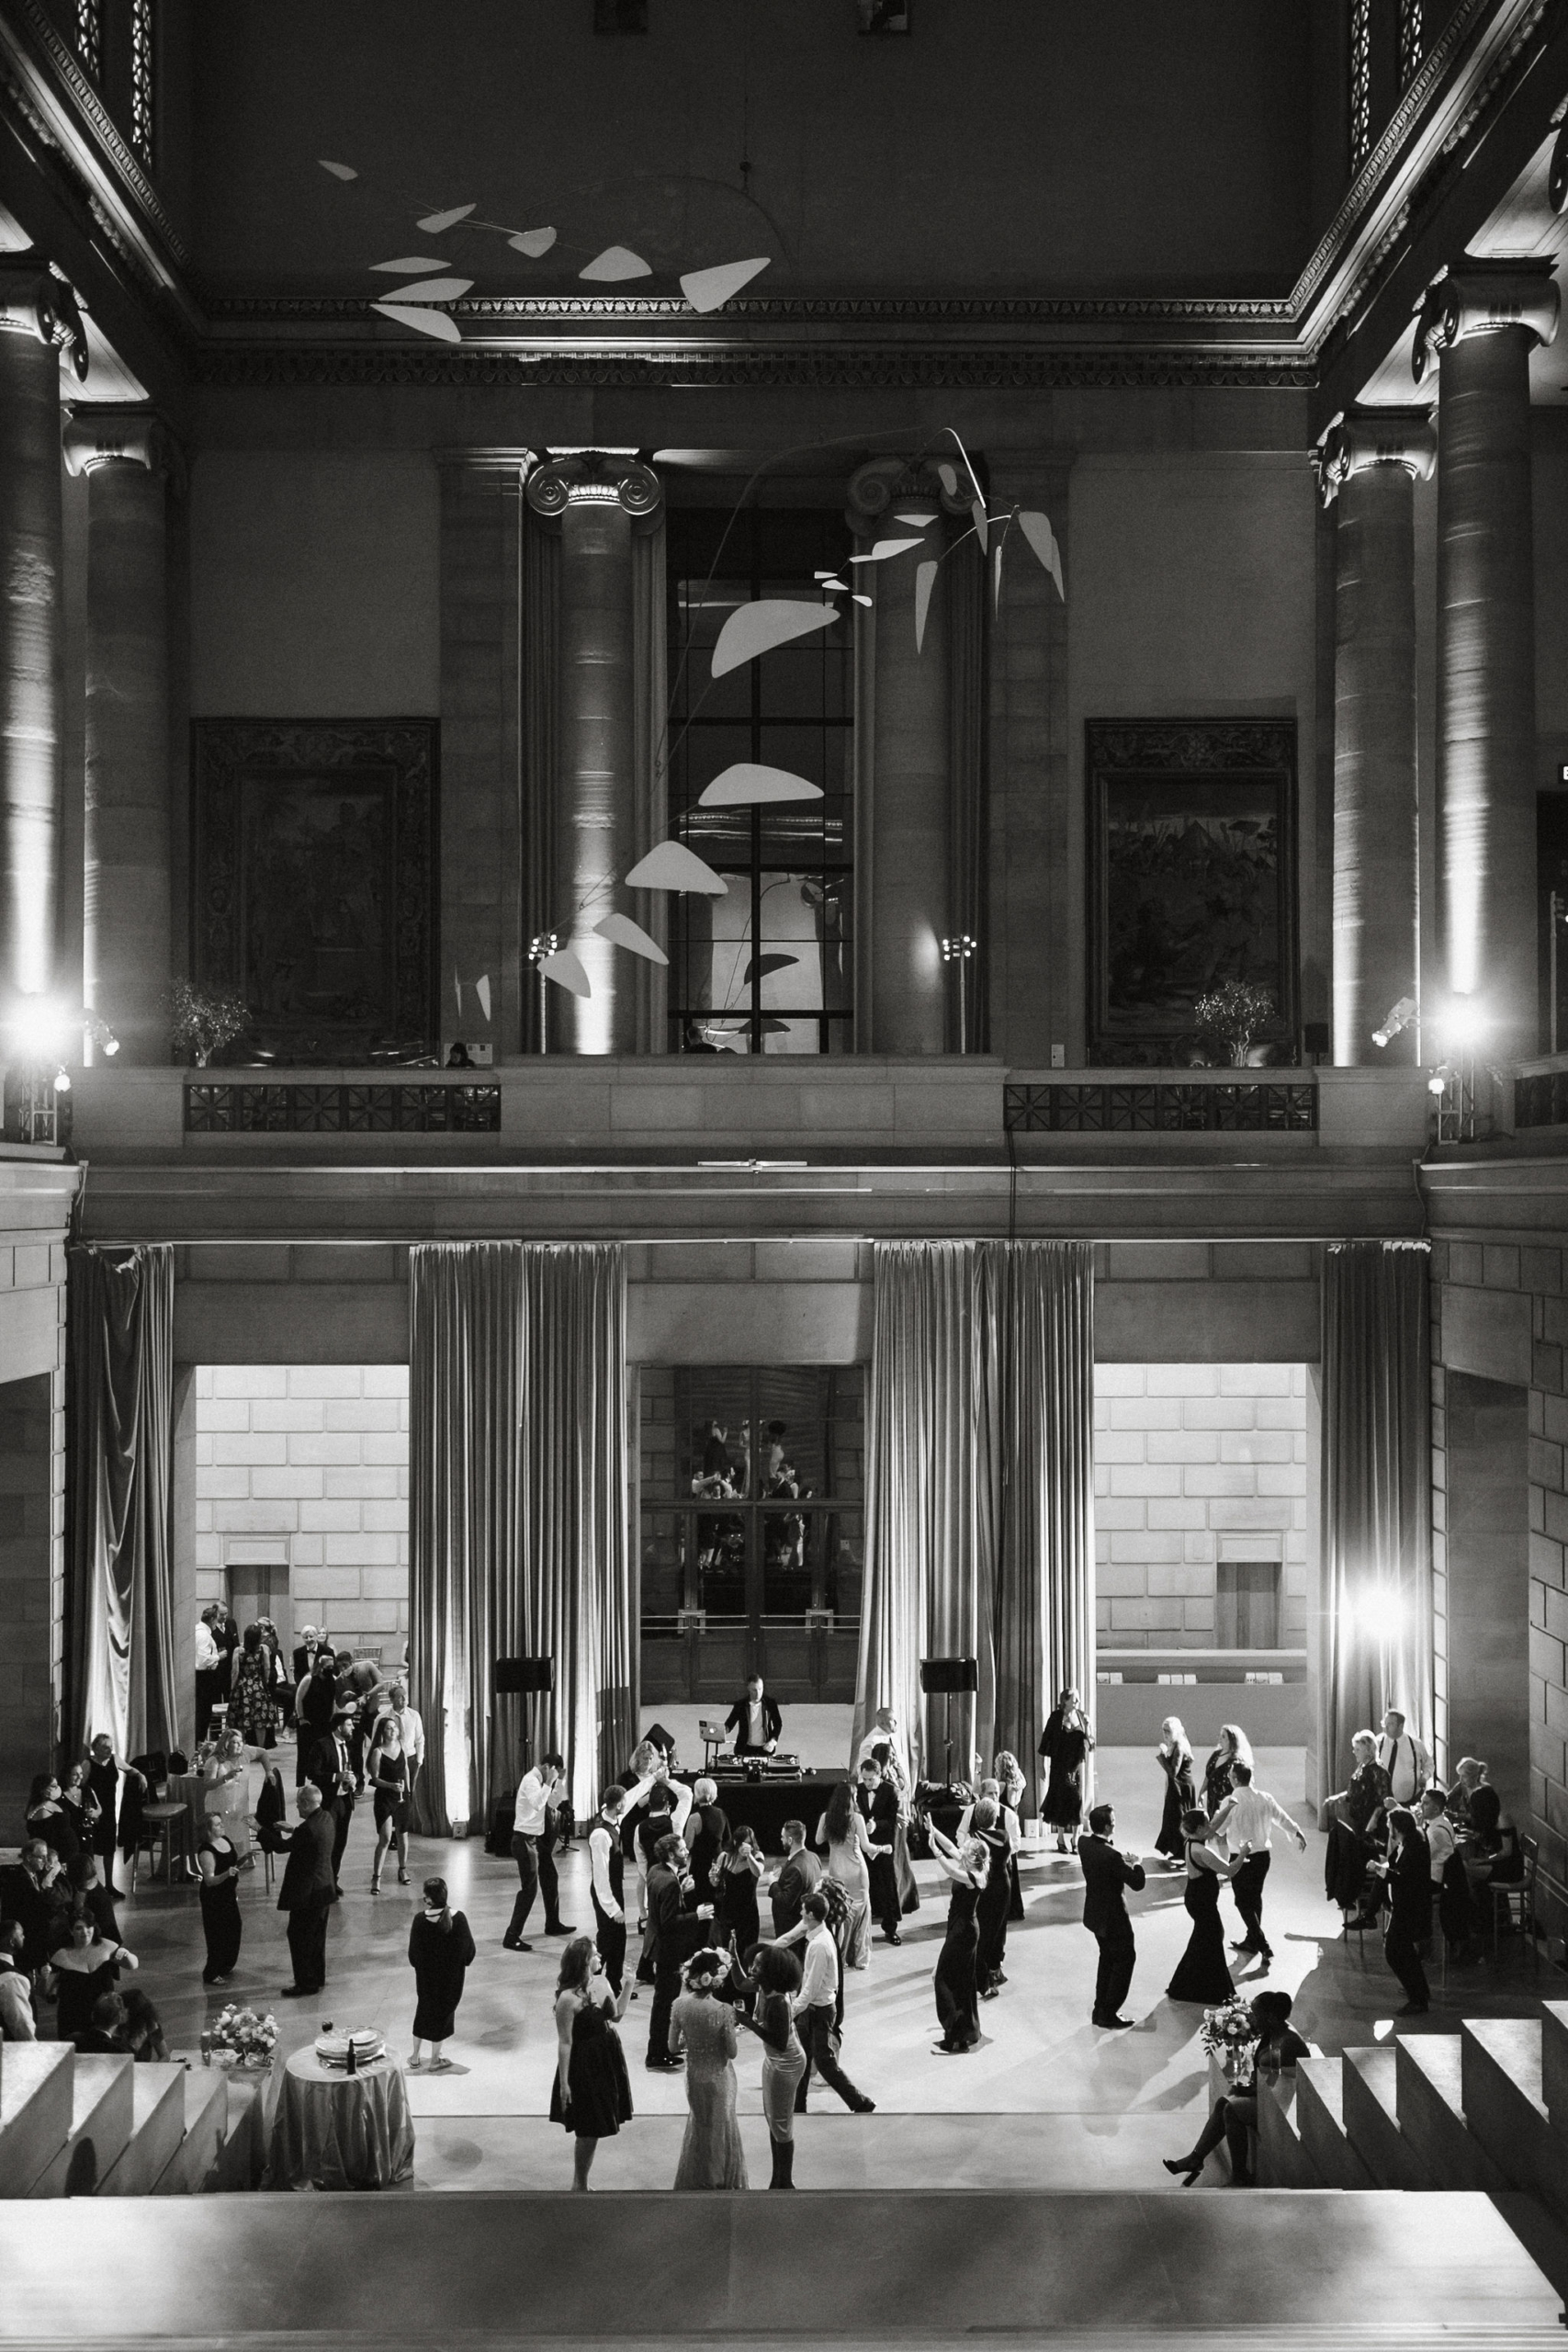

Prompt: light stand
xmin=528 ymin=933 xmax=558 ymax=1057
xmin=941 ymin=933 xmax=977 ymax=1055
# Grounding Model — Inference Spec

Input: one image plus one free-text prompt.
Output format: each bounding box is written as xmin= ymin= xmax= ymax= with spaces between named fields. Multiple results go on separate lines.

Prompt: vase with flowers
xmin=1192 ymin=979 xmax=1276 ymax=1069
xmin=210 ymin=2004 xmax=278 ymax=2072
xmin=1201 ymin=1995 xmax=1257 ymax=2082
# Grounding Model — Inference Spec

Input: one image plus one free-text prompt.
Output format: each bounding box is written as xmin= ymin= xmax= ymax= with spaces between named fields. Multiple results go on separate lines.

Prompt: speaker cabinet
xmin=494 ymin=1656 xmax=554 ymax=1695
xmin=919 ymin=1656 xmax=978 ymax=1696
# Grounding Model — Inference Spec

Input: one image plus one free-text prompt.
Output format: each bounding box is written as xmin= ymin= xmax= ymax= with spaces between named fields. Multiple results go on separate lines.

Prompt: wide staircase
xmin=1258 ymin=1995 xmax=1568 ymax=2293
xmin=0 ymin=2041 xmax=266 ymax=2198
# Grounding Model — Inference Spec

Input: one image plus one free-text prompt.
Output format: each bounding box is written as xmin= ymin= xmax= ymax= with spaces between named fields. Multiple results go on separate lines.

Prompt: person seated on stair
xmin=1323 ymin=1729 xmax=1392 ymax=1930
xmin=1163 ymin=1989 xmax=1309 ymax=2186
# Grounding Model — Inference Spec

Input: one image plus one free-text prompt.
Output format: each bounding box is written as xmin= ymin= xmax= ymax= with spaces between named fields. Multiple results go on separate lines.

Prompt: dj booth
xmin=709 ymin=1760 xmax=842 ymax=1853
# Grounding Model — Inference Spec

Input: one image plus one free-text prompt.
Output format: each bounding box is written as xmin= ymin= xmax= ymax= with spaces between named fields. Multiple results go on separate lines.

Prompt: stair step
xmin=96 ymin=2063 xmax=187 ymax=2197
xmin=0 ymin=2044 xmax=73 ymax=2198
xmin=1540 ymin=2002 xmax=1568 ymax=2134
xmin=152 ymin=2063 xmax=229 ymax=2195
xmin=210 ymin=2068 xmax=271 ymax=2190
xmin=1393 ymin=2035 xmax=1509 ymax=2193
xmin=27 ymin=2052 xmax=135 ymax=2198
xmin=1462 ymin=2018 xmax=1568 ymax=2214
xmin=1342 ymin=2045 xmax=1434 ymax=2191
xmin=1256 ymin=2070 xmax=1320 ymax=2188
xmin=1294 ymin=2055 xmax=1376 ymax=2189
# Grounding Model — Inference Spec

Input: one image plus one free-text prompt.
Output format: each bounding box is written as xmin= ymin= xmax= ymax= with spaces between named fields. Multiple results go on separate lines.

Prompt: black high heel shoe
xmin=1163 ymin=2156 xmax=1201 ymax=2185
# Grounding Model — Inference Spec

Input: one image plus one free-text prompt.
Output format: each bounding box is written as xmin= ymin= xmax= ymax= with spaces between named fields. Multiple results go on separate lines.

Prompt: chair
xmin=1489 ymin=1836 xmax=1539 ymax=1965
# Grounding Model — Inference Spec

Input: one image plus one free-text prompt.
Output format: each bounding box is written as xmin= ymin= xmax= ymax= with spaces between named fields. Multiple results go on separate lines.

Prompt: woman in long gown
xmin=229 ymin=1625 xmax=280 ymax=1748
xmin=734 ymin=1942 xmax=807 ymax=2188
xmin=815 ymin=1781 xmax=875 ymax=1971
xmin=408 ymin=1875 xmax=477 ymax=2069
xmin=1039 ymin=1688 xmax=1094 ymax=1852
xmin=201 ymin=1729 xmax=254 ymax=1862
xmin=716 ymin=1822 xmax=762 ymax=1955
xmin=549 ymin=1935 xmax=633 ymax=2190
xmin=1155 ymin=1717 xmax=1196 ymax=1868
xmin=196 ymin=1816 xmax=243 ymax=1984
xmin=1167 ymin=1809 xmax=1241 ymax=2004
xmin=670 ymin=1947 xmax=748 ymax=2189
xmin=927 ymin=1822 xmax=989 ymax=2053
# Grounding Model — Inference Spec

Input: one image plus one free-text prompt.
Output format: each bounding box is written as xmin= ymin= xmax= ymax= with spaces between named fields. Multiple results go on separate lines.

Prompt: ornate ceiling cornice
xmin=0 ymin=0 xmax=1556 ymax=396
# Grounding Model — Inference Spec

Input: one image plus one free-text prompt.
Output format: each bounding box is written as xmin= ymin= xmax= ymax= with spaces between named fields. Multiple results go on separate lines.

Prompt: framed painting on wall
xmin=1086 ymin=717 xmax=1297 ymax=1067
xmin=191 ymin=719 xmax=438 ymax=1065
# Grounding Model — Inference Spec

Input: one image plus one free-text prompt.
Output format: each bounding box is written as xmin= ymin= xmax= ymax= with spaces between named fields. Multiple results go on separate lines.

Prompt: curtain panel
xmin=66 ymin=1244 xmax=178 ymax=1763
xmin=410 ymin=1240 xmax=628 ymax=1837
xmin=1317 ymin=1239 xmax=1432 ymax=1812
xmin=854 ymin=1240 xmax=1094 ymax=1795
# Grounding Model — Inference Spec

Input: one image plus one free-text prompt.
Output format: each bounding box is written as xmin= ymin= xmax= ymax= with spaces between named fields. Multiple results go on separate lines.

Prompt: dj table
xmin=712 ymin=1771 xmax=843 ymax=1854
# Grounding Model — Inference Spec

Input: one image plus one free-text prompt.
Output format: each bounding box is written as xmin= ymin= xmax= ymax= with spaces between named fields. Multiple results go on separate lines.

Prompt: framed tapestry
xmin=1086 ymin=718 xmax=1297 ymax=1067
xmin=191 ymin=720 xmax=438 ymax=1065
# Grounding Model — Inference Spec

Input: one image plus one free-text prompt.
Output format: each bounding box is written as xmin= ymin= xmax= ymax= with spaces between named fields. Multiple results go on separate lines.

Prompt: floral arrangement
xmin=1192 ymin=978 xmax=1276 ymax=1068
xmin=210 ymin=2004 xmax=277 ymax=2067
xmin=1200 ymin=1996 xmax=1256 ymax=2065
xmin=165 ymin=979 xmax=252 ymax=1067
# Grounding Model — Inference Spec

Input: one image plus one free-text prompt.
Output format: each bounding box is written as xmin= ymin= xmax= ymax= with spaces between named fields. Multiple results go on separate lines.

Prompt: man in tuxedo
xmin=854 ymin=1756 xmax=902 ymax=1943
xmin=291 ymin=1623 xmax=324 ymax=1686
xmin=1377 ymin=1708 xmax=1430 ymax=1808
xmin=275 ymin=1783 xmax=337 ymax=1996
xmin=725 ymin=1674 xmax=782 ymax=1757
xmin=306 ymin=1703 xmax=359 ymax=1887
xmin=0 ymin=1842 xmax=69 ymax=1979
xmin=645 ymin=1830 xmax=704 ymax=2070
xmin=1078 ymin=1802 xmax=1145 ymax=2029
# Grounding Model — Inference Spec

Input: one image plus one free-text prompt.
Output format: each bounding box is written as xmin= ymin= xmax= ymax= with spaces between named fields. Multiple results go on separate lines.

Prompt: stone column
xmin=849 ymin=457 xmax=970 ymax=1054
xmin=525 ymin=453 xmax=662 ymax=1055
xmin=1313 ymin=408 xmax=1435 ymax=1066
xmin=1415 ymin=259 xmax=1559 ymax=1060
xmin=0 ymin=264 xmax=85 ymax=1001
xmin=62 ymin=410 xmax=177 ymax=1063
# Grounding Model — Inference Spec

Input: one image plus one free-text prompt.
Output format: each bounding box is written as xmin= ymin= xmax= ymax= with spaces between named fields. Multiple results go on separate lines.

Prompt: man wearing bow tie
xmin=306 ymin=1702 xmax=359 ymax=1888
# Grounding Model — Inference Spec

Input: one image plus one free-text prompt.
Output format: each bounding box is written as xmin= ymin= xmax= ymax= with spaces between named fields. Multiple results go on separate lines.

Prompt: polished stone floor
xmin=88 ymin=1741 xmax=1556 ymax=2194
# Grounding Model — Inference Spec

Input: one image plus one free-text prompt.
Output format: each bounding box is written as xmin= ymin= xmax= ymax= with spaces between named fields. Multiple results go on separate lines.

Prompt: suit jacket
xmin=292 ymin=1643 xmax=325 ymax=1686
xmin=646 ymin=1860 xmax=689 ymax=1960
xmin=0 ymin=1863 xmax=69 ymax=1972
xmin=306 ymin=1732 xmax=356 ymax=1808
xmin=725 ymin=1693 xmax=783 ymax=1747
xmin=1078 ymin=1834 xmax=1145 ymax=1937
xmin=770 ymin=1850 xmax=821 ymax=1938
xmin=297 ymin=1668 xmax=340 ymax=1740
xmin=276 ymin=1808 xmax=337 ymax=1911
xmin=855 ymin=1781 xmax=897 ymax=1853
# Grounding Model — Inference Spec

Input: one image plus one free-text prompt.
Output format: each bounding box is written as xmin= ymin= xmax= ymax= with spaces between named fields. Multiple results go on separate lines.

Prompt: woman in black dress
xmin=1201 ymin=1724 xmax=1252 ymax=1818
xmin=549 ymin=1933 xmax=633 ymax=2189
xmin=59 ymin=1760 xmax=101 ymax=1856
xmin=1376 ymin=1805 xmax=1431 ymax=2016
xmin=65 ymin=1853 xmax=118 ymax=1944
xmin=716 ymin=1821 xmax=762 ymax=1954
xmin=926 ymin=1822 xmax=989 ymax=2053
xmin=50 ymin=1915 xmax=138 ymax=2046
xmin=408 ymin=1875 xmax=477 ymax=2070
xmin=1155 ymin=1717 xmax=1196 ymax=1868
xmin=970 ymin=1796 xmax=1014 ymax=1997
xmin=196 ymin=1816 xmax=243 ymax=1985
xmin=1165 ymin=1988 xmax=1311 ymax=2185
xmin=1039 ymin=1689 xmax=1094 ymax=1852
xmin=1167 ymin=1809 xmax=1241 ymax=2005
xmin=24 ymin=1774 xmax=81 ymax=1868
xmin=369 ymin=1717 xmax=412 ymax=1892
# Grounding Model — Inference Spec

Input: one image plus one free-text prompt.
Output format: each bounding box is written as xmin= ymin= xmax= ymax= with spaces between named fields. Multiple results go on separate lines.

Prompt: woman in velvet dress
xmin=1039 ymin=1690 xmax=1094 ymax=1852
xmin=927 ymin=1823 xmax=989 ymax=2053
xmin=1167 ymin=1809 xmax=1241 ymax=2004
xmin=1155 ymin=1718 xmax=1196 ymax=1868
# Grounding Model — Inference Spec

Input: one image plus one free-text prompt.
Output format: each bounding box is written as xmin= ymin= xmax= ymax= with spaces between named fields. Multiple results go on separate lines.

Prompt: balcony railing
xmin=185 ymin=1080 xmax=501 ymax=1135
xmin=1516 ymin=1056 xmax=1568 ymax=1131
xmin=1005 ymin=1075 xmax=1316 ymax=1134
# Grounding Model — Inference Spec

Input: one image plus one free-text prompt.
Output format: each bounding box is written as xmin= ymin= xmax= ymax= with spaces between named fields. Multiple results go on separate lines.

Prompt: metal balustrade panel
xmin=183 ymin=1082 xmax=502 ymax=1135
xmin=1004 ymin=1080 xmax=1315 ymax=1135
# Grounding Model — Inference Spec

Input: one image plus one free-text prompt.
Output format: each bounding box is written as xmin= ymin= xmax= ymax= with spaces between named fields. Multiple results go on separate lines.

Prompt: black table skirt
xmin=713 ymin=1775 xmax=845 ymax=1854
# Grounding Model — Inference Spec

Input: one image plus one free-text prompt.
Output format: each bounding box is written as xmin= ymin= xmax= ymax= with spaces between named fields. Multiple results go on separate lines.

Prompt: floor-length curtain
xmin=520 ymin=1244 xmax=631 ymax=1817
xmin=855 ymin=1240 xmax=1094 ymax=1792
xmin=67 ymin=1244 xmax=177 ymax=1762
xmin=632 ymin=516 xmax=667 ymax=1054
xmin=408 ymin=1243 xmax=524 ymax=1838
xmin=1318 ymin=1239 xmax=1431 ymax=1810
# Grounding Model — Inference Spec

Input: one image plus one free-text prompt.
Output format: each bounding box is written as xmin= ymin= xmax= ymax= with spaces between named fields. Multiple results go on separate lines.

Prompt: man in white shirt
xmin=725 ymin=1674 xmax=782 ymax=1757
xmin=785 ymin=1891 xmax=874 ymax=2115
xmin=382 ymin=1684 xmax=425 ymax=1784
xmin=1377 ymin=1710 xmax=1430 ymax=1807
xmin=590 ymin=1778 xmax=651 ymax=1993
xmin=503 ymin=1753 xmax=574 ymax=1952
xmin=855 ymin=1706 xmax=911 ymax=1799
xmin=1420 ymin=1785 xmax=1457 ymax=1886
xmin=1207 ymin=1761 xmax=1306 ymax=1964
xmin=194 ymin=1606 xmax=222 ymax=1741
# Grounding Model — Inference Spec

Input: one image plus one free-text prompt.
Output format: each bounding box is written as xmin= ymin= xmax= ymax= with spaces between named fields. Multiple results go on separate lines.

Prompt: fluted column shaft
xmin=1315 ymin=410 xmax=1434 ymax=1065
xmin=850 ymin=458 xmax=968 ymax=1054
xmin=0 ymin=266 xmax=85 ymax=1000
xmin=527 ymin=454 xmax=660 ymax=1055
xmin=63 ymin=414 xmax=175 ymax=1062
xmin=1416 ymin=260 xmax=1559 ymax=1059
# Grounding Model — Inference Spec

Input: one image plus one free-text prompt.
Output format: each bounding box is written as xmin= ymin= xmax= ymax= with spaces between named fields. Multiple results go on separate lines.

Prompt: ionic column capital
xmin=525 ymin=449 xmax=661 ymax=524
xmin=0 ymin=262 xmax=87 ymax=383
xmin=62 ymin=405 xmax=185 ymax=490
xmin=1312 ymin=406 xmax=1436 ymax=508
xmin=1412 ymin=257 xmax=1559 ymax=385
xmin=847 ymin=454 xmax=971 ymax=532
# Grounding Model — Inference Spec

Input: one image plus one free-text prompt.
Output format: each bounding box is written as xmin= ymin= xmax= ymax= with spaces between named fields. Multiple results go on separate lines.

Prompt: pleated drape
xmin=409 ymin=1240 xmax=628 ymax=1836
xmin=66 ymin=1244 xmax=178 ymax=1761
xmin=854 ymin=1239 xmax=1094 ymax=1793
xmin=1318 ymin=1239 xmax=1432 ymax=1802
xmin=408 ymin=1242 xmax=524 ymax=1838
